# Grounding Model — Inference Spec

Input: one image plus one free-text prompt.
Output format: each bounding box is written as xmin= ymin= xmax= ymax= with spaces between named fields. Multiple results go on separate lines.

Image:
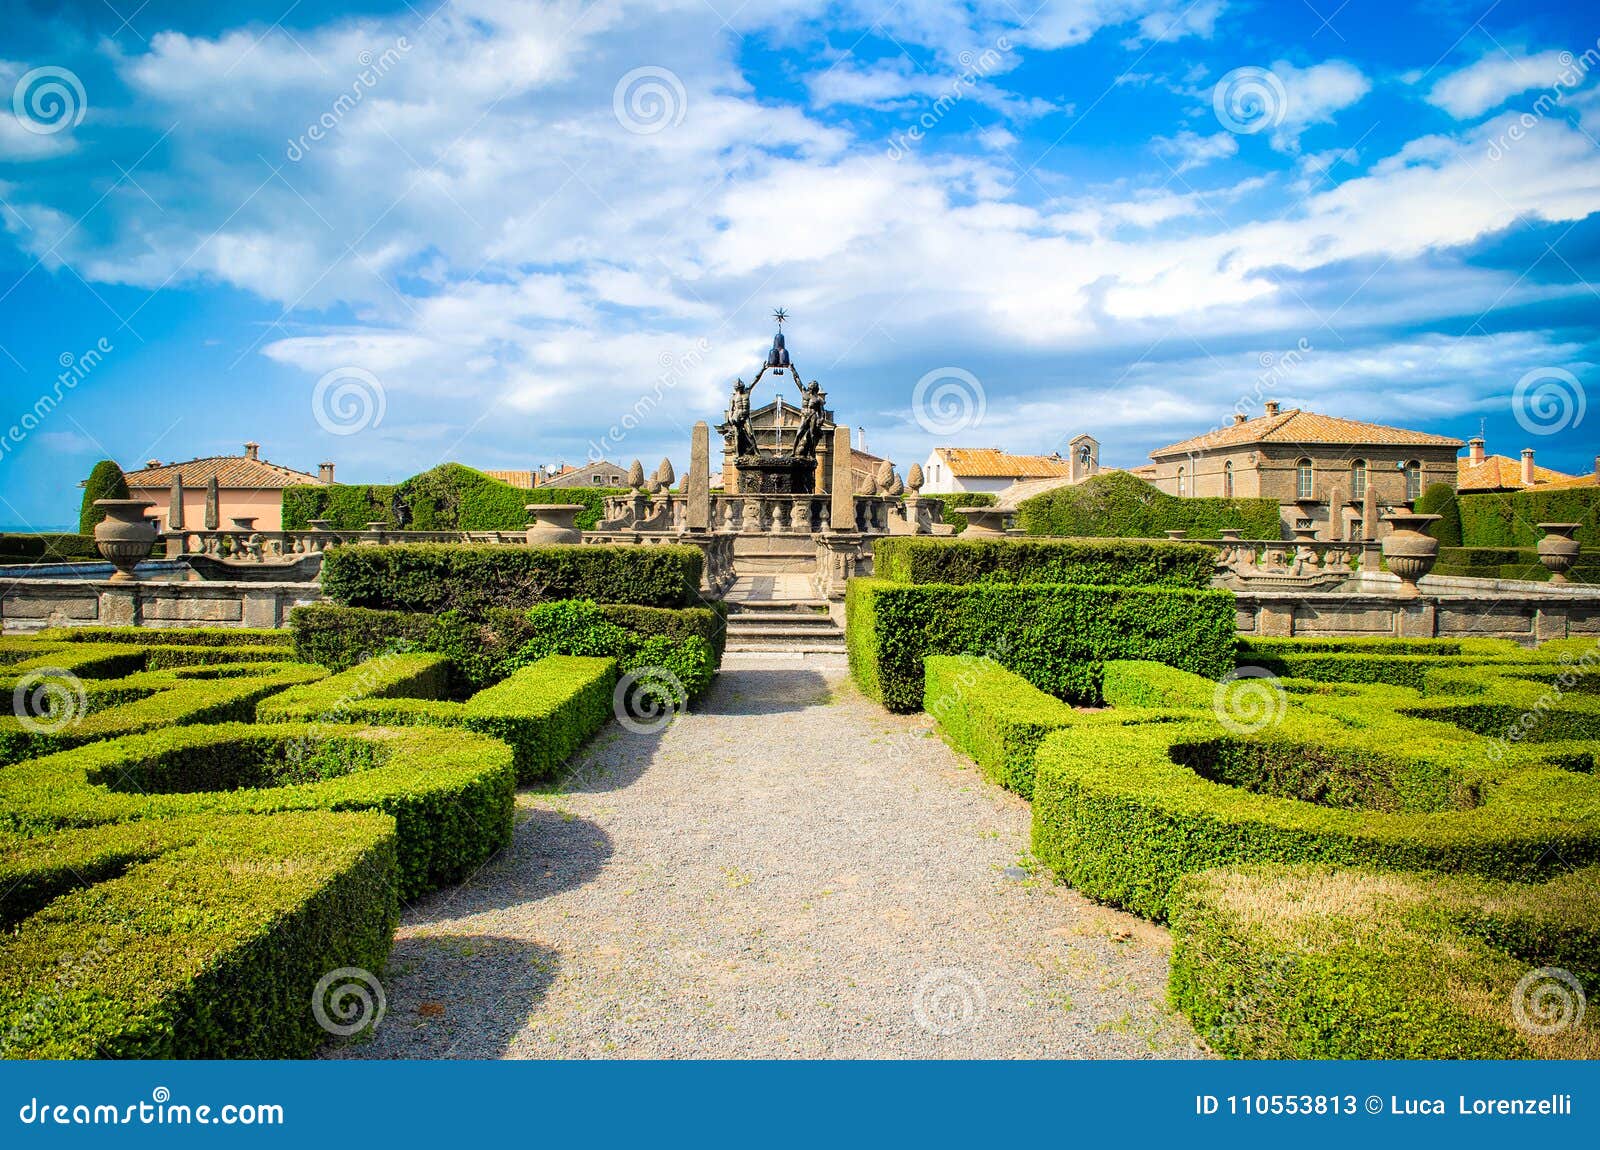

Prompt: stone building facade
xmin=1147 ymin=404 xmax=1462 ymax=540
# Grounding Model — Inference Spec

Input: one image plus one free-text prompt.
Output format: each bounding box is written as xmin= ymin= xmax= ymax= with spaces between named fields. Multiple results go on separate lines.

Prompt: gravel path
xmin=331 ymin=654 xmax=1210 ymax=1059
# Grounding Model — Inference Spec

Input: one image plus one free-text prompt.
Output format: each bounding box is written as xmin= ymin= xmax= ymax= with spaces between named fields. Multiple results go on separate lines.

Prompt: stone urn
xmin=93 ymin=499 xmax=158 ymax=582
xmin=1536 ymin=523 xmax=1582 ymax=584
xmin=307 ymin=518 xmax=334 ymax=532
xmin=525 ymin=504 xmax=583 ymax=546
xmin=954 ymin=507 xmax=1009 ymax=537
xmin=1217 ymin=528 xmax=1243 ymax=542
xmin=1380 ymin=512 xmax=1442 ymax=598
xmin=1165 ymin=529 xmax=1188 ymax=541
xmin=230 ymin=517 xmax=257 ymax=532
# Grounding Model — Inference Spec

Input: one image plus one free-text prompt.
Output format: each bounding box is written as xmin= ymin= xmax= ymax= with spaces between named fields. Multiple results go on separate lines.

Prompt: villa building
xmin=122 ymin=442 xmax=332 ymax=534
xmin=1456 ymin=437 xmax=1598 ymax=493
xmin=1147 ymin=403 xmax=1462 ymax=540
xmin=921 ymin=438 xmax=1099 ymax=494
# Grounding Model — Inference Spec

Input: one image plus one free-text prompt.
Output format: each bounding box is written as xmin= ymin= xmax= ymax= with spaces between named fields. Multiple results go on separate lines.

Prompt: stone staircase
xmin=724 ymin=600 xmax=845 ymax=653
xmin=721 ymin=574 xmax=846 ymax=653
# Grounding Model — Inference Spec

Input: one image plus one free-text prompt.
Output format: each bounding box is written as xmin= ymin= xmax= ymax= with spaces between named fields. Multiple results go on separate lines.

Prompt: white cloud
xmin=1268 ymin=59 xmax=1372 ymax=150
xmin=1153 ymin=128 xmax=1238 ymax=171
xmin=1426 ymin=48 xmax=1572 ymax=119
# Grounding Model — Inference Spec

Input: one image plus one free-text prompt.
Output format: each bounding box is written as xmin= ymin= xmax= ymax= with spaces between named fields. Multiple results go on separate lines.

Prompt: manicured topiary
xmin=0 ymin=811 xmax=398 ymax=1059
xmin=78 ymin=460 xmax=130 ymax=534
xmin=508 ymin=600 xmax=714 ymax=700
xmin=1169 ymin=863 xmax=1600 ymax=1059
xmin=259 ymin=653 xmax=619 ymax=782
xmin=873 ymin=537 xmax=1217 ymax=589
xmin=847 ymin=577 xmax=1236 ymax=712
xmin=319 ymin=543 xmax=703 ymax=614
xmin=1414 ymin=482 xmax=1463 ymax=546
xmin=1029 ymin=707 xmax=1600 ymax=921
xmin=923 ymin=656 xmax=1076 ymax=799
xmin=0 ymin=723 xmax=515 ymax=897
xmin=1459 ymin=487 xmax=1600 ymax=547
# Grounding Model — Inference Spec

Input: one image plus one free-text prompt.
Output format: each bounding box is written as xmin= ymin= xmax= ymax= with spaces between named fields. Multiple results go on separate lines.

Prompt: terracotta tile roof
xmin=932 ymin=448 xmax=1074 ymax=479
xmin=124 ymin=455 xmax=324 ymax=490
xmin=1151 ymin=410 xmax=1462 ymax=457
xmin=482 ymin=469 xmax=534 ymax=489
xmin=1536 ymin=470 xmax=1600 ymax=490
xmin=1457 ymin=454 xmax=1587 ymax=491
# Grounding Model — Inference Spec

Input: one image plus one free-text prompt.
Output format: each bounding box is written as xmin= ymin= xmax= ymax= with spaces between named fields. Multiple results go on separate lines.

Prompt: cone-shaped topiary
xmin=79 ymin=460 xmax=130 ymax=534
xmin=1415 ymin=483 xmax=1463 ymax=547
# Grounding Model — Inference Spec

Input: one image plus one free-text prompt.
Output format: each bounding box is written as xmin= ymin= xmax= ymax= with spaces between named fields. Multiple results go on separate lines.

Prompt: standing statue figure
xmin=792 ymin=378 xmax=827 ymax=459
xmin=720 ymin=377 xmax=759 ymax=457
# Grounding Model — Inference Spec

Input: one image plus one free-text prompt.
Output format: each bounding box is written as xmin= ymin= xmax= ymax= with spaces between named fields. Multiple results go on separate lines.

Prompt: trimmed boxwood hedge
xmin=847 ymin=577 xmax=1236 ymax=712
xmin=30 ymin=626 xmax=291 ymax=647
xmin=0 ymin=662 xmax=329 ymax=766
xmin=256 ymin=653 xmax=453 ymax=719
xmin=873 ymin=536 xmax=1216 ymax=589
xmin=0 ymin=811 xmax=398 ymax=1059
xmin=1169 ymin=863 xmax=1600 ymax=1059
xmin=1459 ymin=487 xmax=1600 ymax=547
xmin=289 ymin=601 xmax=725 ymax=686
xmin=0 ymin=533 xmax=99 ymax=563
xmin=1029 ymin=710 xmax=1600 ymax=921
xmin=0 ymin=723 xmax=515 ymax=898
xmin=923 ymin=656 xmax=1076 ymax=799
xmin=260 ymin=654 xmax=618 ymax=782
xmin=1015 ymin=471 xmax=1283 ymax=539
xmin=319 ymin=542 xmax=704 ymax=613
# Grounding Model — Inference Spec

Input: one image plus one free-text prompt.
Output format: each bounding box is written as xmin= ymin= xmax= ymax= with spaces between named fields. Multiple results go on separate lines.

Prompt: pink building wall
xmin=132 ymin=487 xmax=288 ymax=533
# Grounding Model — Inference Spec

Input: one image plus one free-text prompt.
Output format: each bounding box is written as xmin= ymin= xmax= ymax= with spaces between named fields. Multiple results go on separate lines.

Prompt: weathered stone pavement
xmin=330 ymin=654 xmax=1210 ymax=1059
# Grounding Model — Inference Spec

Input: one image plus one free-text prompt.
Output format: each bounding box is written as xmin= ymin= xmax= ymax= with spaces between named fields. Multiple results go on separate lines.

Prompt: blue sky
xmin=1 ymin=0 xmax=1597 ymax=528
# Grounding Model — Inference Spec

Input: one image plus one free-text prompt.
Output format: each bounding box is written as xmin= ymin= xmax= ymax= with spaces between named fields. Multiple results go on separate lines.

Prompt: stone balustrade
xmin=597 ymin=492 xmax=938 ymax=535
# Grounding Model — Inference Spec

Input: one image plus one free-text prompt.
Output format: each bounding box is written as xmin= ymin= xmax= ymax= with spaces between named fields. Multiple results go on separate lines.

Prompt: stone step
xmin=724 ymin=623 xmax=844 ymax=640
xmin=725 ymin=639 xmax=848 ymax=653
xmin=725 ymin=609 xmax=835 ymax=625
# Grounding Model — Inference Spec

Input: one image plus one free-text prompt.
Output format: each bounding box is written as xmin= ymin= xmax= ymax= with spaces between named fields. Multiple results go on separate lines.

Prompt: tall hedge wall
xmin=1015 ymin=471 xmax=1282 ymax=539
xmin=0 ymin=533 xmax=99 ymax=563
xmin=846 ymin=578 xmax=1236 ymax=712
xmin=283 ymin=462 xmax=631 ymax=531
xmin=1459 ymin=487 xmax=1600 ymax=547
xmin=319 ymin=543 xmax=703 ymax=614
xmin=873 ymin=537 xmax=1216 ymax=588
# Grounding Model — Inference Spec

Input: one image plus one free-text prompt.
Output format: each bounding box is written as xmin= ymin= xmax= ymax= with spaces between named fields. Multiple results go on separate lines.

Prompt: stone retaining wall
xmin=0 ymin=580 xmax=321 ymax=633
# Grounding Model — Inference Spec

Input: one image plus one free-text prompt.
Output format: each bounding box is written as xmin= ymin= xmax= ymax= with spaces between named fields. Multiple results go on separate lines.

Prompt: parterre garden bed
xmin=888 ymin=538 xmax=1600 ymax=1059
xmin=0 ymin=544 xmax=722 ymax=1058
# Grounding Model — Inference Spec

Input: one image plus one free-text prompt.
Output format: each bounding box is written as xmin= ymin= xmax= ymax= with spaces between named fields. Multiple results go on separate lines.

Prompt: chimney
xmin=243 ymin=441 xmax=260 ymax=461
xmin=1232 ymin=413 xmax=1247 ymax=426
xmin=1263 ymin=401 xmax=1281 ymax=417
xmin=1467 ymin=436 xmax=1485 ymax=466
xmin=146 ymin=459 xmax=161 ymax=468
xmin=1521 ymin=447 xmax=1535 ymax=488
xmin=319 ymin=462 xmax=335 ymax=484
xmin=858 ymin=426 xmax=867 ymax=453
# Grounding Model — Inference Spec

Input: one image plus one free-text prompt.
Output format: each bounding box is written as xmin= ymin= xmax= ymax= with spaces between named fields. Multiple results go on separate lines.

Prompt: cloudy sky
xmin=1 ymin=0 xmax=1596 ymax=527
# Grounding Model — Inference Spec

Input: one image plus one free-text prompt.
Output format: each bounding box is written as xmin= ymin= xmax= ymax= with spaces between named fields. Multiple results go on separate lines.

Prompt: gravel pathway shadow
xmin=327 ymin=654 xmax=1211 ymax=1060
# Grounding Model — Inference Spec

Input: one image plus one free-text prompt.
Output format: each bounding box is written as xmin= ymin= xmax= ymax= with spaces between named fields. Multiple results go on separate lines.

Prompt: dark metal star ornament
xmin=772 ymin=307 xmax=789 ymax=327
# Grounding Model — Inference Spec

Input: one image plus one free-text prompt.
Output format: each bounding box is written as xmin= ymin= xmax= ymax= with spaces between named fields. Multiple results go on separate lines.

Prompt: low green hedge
xmin=0 ymin=724 xmax=515 ymax=898
xmin=1238 ymin=637 xmax=1523 ymax=658
xmin=847 ymin=578 xmax=1236 ymax=712
xmin=1029 ymin=710 xmax=1600 ymax=920
xmin=256 ymin=653 xmax=453 ymax=720
xmin=320 ymin=543 xmax=704 ymax=613
xmin=1169 ymin=863 xmax=1600 ymax=1059
xmin=873 ymin=537 xmax=1216 ymax=589
xmin=30 ymin=626 xmax=291 ymax=647
xmin=0 ymin=533 xmax=100 ymax=563
xmin=0 ymin=662 xmax=329 ymax=765
xmin=1101 ymin=659 xmax=1218 ymax=709
xmin=923 ymin=656 xmax=1076 ymax=799
xmin=259 ymin=655 xmax=618 ymax=782
xmin=290 ymin=601 xmax=724 ymax=688
xmin=0 ymin=811 xmax=398 ymax=1058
